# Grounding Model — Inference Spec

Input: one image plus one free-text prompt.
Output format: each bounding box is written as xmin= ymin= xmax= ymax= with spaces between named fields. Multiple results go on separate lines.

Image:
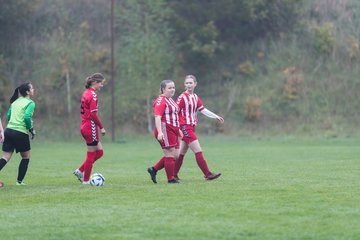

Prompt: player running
xmin=0 ymin=83 xmax=36 ymax=187
xmin=147 ymin=80 xmax=182 ymax=184
xmin=174 ymin=75 xmax=224 ymax=181
xmin=73 ymin=73 xmax=106 ymax=185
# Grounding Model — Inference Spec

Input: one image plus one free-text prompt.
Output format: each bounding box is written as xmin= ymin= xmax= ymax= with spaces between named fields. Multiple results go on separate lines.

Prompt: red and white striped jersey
xmin=176 ymin=92 xmax=204 ymax=126
xmin=153 ymin=96 xmax=179 ymax=127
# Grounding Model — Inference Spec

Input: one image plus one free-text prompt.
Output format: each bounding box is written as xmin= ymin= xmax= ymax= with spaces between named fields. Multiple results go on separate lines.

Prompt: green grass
xmin=0 ymin=136 xmax=359 ymax=240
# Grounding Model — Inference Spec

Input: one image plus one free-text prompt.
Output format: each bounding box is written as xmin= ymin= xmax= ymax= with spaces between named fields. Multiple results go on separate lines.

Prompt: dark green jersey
xmin=7 ymin=97 xmax=35 ymax=134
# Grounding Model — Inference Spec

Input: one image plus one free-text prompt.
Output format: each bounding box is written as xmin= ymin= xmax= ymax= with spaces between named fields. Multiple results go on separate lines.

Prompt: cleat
xmin=147 ymin=167 xmax=157 ymax=184
xmin=168 ymin=179 xmax=180 ymax=184
xmin=205 ymin=172 xmax=221 ymax=181
xmin=73 ymin=169 xmax=83 ymax=182
xmin=82 ymin=181 xmax=90 ymax=185
xmin=174 ymin=175 xmax=181 ymax=181
xmin=16 ymin=181 xmax=27 ymax=186
xmin=0 ymin=181 xmax=4 ymax=188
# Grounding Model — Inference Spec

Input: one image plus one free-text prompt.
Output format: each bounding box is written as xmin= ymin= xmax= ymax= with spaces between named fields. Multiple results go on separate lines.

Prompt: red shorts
xmin=80 ymin=121 xmax=99 ymax=146
xmin=154 ymin=122 xmax=180 ymax=149
xmin=180 ymin=125 xmax=198 ymax=144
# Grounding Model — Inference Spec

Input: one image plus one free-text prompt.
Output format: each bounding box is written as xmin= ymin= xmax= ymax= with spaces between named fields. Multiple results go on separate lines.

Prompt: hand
xmin=179 ymin=129 xmax=183 ymax=138
xmin=217 ymin=116 xmax=225 ymax=124
xmin=29 ymin=128 xmax=36 ymax=140
xmin=0 ymin=131 xmax=4 ymax=143
xmin=157 ymin=132 xmax=164 ymax=142
xmin=100 ymin=128 xmax=106 ymax=136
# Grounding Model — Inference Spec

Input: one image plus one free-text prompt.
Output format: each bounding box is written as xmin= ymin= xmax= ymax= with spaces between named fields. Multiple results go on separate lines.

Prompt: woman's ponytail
xmin=9 ymin=87 xmax=20 ymax=104
xmin=9 ymin=83 xmax=31 ymax=103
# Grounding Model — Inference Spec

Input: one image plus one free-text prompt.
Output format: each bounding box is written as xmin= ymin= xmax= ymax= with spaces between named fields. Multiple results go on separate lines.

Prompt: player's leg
xmin=76 ymin=122 xmax=98 ymax=184
xmin=76 ymin=144 xmax=98 ymax=173
xmin=163 ymin=147 xmax=178 ymax=183
xmin=147 ymin=155 xmax=165 ymax=184
xmin=188 ymin=140 xmax=221 ymax=180
xmin=174 ymin=140 xmax=188 ymax=179
xmin=94 ymin=142 xmax=104 ymax=162
xmin=188 ymin=140 xmax=209 ymax=175
xmin=149 ymin=124 xmax=179 ymax=183
xmin=185 ymin=125 xmax=212 ymax=178
xmin=174 ymin=125 xmax=195 ymax=179
xmin=17 ymin=150 xmax=30 ymax=185
xmin=82 ymin=145 xmax=97 ymax=184
xmin=0 ymin=128 xmax=16 ymax=172
xmin=0 ymin=152 xmax=13 ymax=170
xmin=0 ymin=151 xmax=13 ymax=188
xmin=147 ymin=127 xmax=164 ymax=183
xmin=9 ymin=130 xmax=31 ymax=185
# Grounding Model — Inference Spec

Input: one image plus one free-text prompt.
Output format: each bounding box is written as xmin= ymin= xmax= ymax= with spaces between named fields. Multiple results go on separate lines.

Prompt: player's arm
xmin=200 ymin=108 xmax=224 ymax=123
xmin=24 ymin=101 xmax=35 ymax=130
xmin=90 ymin=110 xmax=104 ymax=129
xmin=90 ymin=111 xmax=102 ymax=128
xmin=7 ymin=106 xmax=11 ymax=121
xmin=154 ymin=98 xmax=165 ymax=141
xmin=24 ymin=101 xmax=36 ymax=139
xmin=88 ymin=96 xmax=105 ymax=133
xmin=90 ymin=110 xmax=106 ymax=136
xmin=154 ymin=115 xmax=163 ymax=141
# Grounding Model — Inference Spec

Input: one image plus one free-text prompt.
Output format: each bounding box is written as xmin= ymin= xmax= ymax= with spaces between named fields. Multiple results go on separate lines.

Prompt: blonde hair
xmin=185 ymin=74 xmax=197 ymax=83
xmin=85 ymin=73 xmax=105 ymax=89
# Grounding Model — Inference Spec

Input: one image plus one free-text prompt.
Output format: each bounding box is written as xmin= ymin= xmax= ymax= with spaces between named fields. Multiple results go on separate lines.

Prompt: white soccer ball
xmin=90 ymin=173 xmax=105 ymax=186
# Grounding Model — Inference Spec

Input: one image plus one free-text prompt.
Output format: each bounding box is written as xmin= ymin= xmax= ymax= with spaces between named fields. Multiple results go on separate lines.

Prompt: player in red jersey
xmin=175 ymin=75 xmax=224 ymax=181
xmin=147 ymin=80 xmax=182 ymax=184
xmin=73 ymin=73 xmax=106 ymax=185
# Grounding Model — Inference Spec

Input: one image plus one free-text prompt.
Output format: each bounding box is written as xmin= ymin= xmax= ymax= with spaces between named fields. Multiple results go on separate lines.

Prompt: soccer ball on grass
xmin=90 ymin=173 xmax=105 ymax=186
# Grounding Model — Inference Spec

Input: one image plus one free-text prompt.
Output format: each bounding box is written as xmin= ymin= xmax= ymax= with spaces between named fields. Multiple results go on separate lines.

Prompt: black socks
xmin=17 ymin=159 xmax=29 ymax=183
xmin=0 ymin=158 xmax=7 ymax=171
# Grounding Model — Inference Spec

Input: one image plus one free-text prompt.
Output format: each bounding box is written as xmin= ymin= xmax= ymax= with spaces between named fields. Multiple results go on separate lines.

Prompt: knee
xmin=95 ymin=149 xmax=103 ymax=161
xmin=20 ymin=152 xmax=31 ymax=159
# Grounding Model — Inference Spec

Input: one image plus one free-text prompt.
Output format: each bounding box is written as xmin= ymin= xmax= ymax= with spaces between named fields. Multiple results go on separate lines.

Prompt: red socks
xmin=174 ymin=154 xmax=184 ymax=177
xmin=79 ymin=149 xmax=104 ymax=173
xmin=153 ymin=157 xmax=165 ymax=171
xmin=164 ymin=157 xmax=175 ymax=181
xmin=83 ymin=151 xmax=97 ymax=181
xmin=153 ymin=152 xmax=210 ymax=181
xmin=195 ymin=152 xmax=210 ymax=177
xmin=153 ymin=156 xmax=175 ymax=181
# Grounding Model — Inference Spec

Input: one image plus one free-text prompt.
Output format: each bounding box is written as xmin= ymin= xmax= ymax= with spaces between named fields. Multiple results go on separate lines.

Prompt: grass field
xmin=0 ymin=136 xmax=359 ymax=240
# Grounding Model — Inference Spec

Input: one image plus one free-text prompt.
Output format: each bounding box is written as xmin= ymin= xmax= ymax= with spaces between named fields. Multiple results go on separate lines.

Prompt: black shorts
xmin=2 ymin=128 xmax=31 ymax=153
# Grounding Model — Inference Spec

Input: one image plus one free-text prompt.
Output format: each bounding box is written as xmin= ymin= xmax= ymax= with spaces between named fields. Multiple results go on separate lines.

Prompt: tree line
xmin=1 ymin=0 xmax=360 ymax=138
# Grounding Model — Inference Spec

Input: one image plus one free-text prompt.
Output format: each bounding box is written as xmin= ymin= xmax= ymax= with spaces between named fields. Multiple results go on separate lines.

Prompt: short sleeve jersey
xmin=80 ymin=88 xmax=99 ymax=124
xmin=153 ymin=96 xmax=179 ymax=127
xmin=176 ymin=92 xmax=204 ymax=126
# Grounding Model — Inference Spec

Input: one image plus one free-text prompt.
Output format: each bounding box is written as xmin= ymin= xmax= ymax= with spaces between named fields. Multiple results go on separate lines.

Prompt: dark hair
xmin=85 ymin=73 xmax=105 ymax=89
xmin=159 ymin=80 xmax=174 ymax=94
xmin=10 ymin=82 xmax=32 ymax=104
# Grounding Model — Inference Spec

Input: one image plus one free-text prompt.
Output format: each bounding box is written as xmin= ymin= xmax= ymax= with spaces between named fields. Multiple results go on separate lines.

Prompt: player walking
xmin=174 ymin=75 xmax=224 ymax=181
xmin=0 ymin=83 xmax=36 ymax=186
xmin=147 ymin=80 xmax=182 ymax=184
xmin=73 ymin=73 xmax=106 ymax=185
